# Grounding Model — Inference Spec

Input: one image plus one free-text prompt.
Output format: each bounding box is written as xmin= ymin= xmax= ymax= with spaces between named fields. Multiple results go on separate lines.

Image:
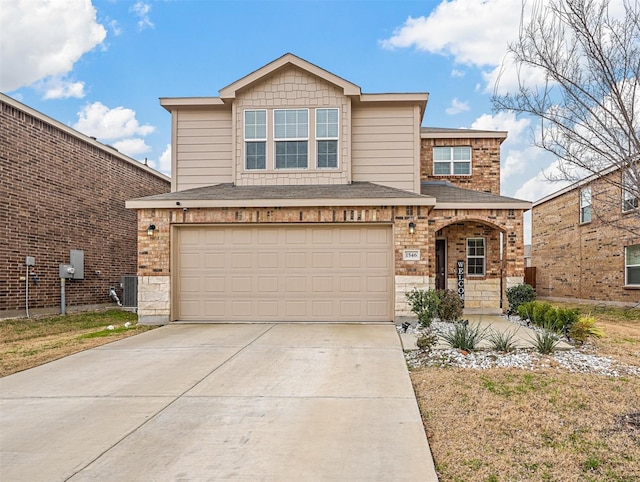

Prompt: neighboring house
xmin=531 ymin=165 xmax=639 ymax=306
xmin=0 ymin=93 xmax=171 ymax=317
xmin=127 ymin=54 xmax=530 ymax=324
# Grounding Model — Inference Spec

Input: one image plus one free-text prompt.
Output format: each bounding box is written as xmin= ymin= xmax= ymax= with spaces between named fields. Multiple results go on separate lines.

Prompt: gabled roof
xmin=421 ymin=181 xmax=531 ymax=210
xmin=219 ymin=53 xmax=362 ymax=100
xmin=126 ymin=181 xmax=436 ymax=209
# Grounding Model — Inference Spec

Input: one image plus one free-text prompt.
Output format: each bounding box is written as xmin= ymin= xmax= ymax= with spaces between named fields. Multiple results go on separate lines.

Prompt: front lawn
xmin=0 ymin=310 xmax=156 ymax=377
xmin=410 ymin=303 xmax=640 ymax=481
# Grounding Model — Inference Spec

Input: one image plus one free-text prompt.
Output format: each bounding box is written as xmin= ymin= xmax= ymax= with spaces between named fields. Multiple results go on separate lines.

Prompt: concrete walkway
xmin=399 ymin=314 xmax=573 ymax=350
xmin=0 ymin=323 xmax=438 ymax=482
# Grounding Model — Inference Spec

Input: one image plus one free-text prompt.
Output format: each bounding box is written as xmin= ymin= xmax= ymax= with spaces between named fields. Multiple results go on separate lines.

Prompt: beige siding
xmin=351 ymin=104 xmax=419 ymax=192
xmin=233 ymin=66 xmax=352 ymax=186
xmin=175 ymin=109 xmax=233 ymax=191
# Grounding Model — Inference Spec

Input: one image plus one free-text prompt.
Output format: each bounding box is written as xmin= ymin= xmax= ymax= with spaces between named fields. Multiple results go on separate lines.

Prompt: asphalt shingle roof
xmin=421 ymin=181 xmax=529 ymax=204
xmin=134 ymin=181 xmax=432 ymax=202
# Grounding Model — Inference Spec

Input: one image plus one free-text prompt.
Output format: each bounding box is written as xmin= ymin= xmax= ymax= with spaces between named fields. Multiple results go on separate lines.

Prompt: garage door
xmin=175 ymin=224 xmax=393 ymax=322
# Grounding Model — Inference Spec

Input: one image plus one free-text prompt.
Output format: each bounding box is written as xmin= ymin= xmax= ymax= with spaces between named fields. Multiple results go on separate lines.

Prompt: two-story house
xmin=126 ymin=54 xmax=531 ymax=324
xmin=532 ymin=164 xmax=639 ymax=306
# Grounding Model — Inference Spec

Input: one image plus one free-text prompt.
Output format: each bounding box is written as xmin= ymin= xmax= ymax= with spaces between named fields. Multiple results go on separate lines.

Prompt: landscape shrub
xmin=416 ymin=329 xmax=439 ymax=352
xmin=517 ymin=302 xmax=580 ymax=335
xmin=406 ymin=288 xmax=440 ymax=328
xmin=568 ymin=314 xmax=605 ymax=344
xmin=437 ymin=289 xmax=464 ymax=322
xmin=517 ymin=301 xmax=536 ymax=321
xmin=529 ymin=330 xmax=560 ymax=354
xmin=487 ymin=328 xmax=518 ymax=352
xmin=506 ymin=283 xmax=536 ymax=314
xmin=440 ymin=321 xmax=489 ymax=351
xmin=532 ymin=302 xmax=554 ymax=326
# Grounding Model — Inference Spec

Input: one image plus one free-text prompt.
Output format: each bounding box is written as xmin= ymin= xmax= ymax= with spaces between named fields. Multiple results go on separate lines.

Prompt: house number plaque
xmin=403 ymin=250 xmax=420 ymax=261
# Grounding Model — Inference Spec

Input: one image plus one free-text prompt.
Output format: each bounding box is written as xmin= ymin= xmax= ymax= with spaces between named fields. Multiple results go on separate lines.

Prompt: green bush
xmin=406 ymin=288 xmax=440 ymax=328
xmin=532 ymin=302 xmax=554 ymax=326
xmin=440 ymin=321 xmax=489 ymax=351
xmin=506 ymin=283 xmax=536 ymax=314
xmin=518 ymin=301 xmax=579 ymax=334
xmin=437 ymin=289 xmax=464 ymax=322
xmin=517 ymin=301 xmax=536 ymax=321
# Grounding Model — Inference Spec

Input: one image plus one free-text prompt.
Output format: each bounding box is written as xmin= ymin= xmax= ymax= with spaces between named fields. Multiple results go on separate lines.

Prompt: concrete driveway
xmin=0 ymin=323 xmax=438 ymax=481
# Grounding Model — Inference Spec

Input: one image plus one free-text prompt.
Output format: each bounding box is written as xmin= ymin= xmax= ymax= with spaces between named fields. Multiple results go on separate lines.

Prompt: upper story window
xmin=467 ymin=237 xmax=485 ymax=276
xmin=626 ymin=244 xmax=640 ymax=286
xmin=623 ymin=170 xmax=638 ymax=212
xmin=316 ymin=108 xmax=339 ymax=169
xmin=244 ymin=110 xmax=267 ymax=170
xmin=433 ymin=146 xmax=471 ymax=175
xmin=274 ymin=109 xmax=308 ymax=169
xmin=580 ymin=187 xmax=592 ymax=223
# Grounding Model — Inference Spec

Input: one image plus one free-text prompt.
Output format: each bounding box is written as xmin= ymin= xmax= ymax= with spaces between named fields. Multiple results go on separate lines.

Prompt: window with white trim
xmin=274 ymin=109 xmax=308 ymax=169
xmin=316 ymin=108 xmax=338 ymax=168
xmin=433 ymin=146 xmax=471 ymax=175
xmin=580 ymin=187 xmax=592 ymax=223
xmin=623 ymin=170 xmax=638 ymax=212
xmin=467 ymin=238 xmax=485 ymax=276
xmin=244 ymin=110 xmax=267 ymax=170
xmin=626 ymin=244 xmax=640 ymax=286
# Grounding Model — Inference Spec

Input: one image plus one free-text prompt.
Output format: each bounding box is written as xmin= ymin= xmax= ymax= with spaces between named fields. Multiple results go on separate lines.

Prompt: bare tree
xmin=493 ymin=0 xmax=639 ymax=232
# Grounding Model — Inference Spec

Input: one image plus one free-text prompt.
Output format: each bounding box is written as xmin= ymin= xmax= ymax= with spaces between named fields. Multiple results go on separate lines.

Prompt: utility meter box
xmin=59 ymin=264 xmax=75 ymax=279
xmin=70 ymin=250 xmax=84 ymax=279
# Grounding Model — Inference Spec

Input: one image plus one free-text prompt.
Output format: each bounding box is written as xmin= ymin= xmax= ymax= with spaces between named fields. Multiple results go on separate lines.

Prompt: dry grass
xmin=0 ymin=310 xmax=156 ymax=377
xmin=411 ymin=304 xmax=640 ymax=482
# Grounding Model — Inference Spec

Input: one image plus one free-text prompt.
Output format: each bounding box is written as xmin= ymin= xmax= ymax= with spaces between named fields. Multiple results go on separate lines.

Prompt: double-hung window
xmin=316 ymin=108 xmax=339 ymax=168
xmin=244 ymin=110 xmax=267 ymax=170
xmin=433 ymin=146 xmax=471 ymax=175
xmin=626 ymin=244 xmax=640 ymax=286
xmin=623 ymin=170 xmax=638 ymax=212
xmin=467 ymin=238 xmax=485 ymax=276
xmin=274 ymin=109 xmax=308 ymax=169
xmin=580 ymin=187 xmax=592 ymax=223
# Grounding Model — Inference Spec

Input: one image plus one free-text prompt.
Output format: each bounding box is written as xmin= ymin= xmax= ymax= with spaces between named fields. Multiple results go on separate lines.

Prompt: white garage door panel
xmin=175 ymin=225 xmax=393 ymax=322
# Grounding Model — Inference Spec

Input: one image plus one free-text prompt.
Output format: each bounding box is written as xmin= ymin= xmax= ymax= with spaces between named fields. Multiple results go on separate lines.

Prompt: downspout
xmin=25 ymin=263 xmax=30 ymax=318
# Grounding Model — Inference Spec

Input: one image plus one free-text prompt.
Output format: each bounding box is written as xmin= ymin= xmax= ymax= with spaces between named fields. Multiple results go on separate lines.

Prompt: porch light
xmin=147 ymin=224 xmax=157 ymax=237
xmin=408 ymin=222 xmax=416 ymax=235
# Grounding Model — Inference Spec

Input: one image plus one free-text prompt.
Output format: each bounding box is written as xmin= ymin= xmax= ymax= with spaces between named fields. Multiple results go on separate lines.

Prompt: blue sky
xmin=2 ymin=0 xmax=582 ymax=241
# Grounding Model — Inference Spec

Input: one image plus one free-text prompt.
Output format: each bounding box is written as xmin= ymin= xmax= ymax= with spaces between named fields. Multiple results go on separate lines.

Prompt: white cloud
xmin=131 ymin=2 xmax=154 ymax=31
xmin=158 ymin=144 xmax=172 ymax=175
xmin=36 ymin=76 xmax=85 ymax=99
xmin=445 ymin=97 xmax=470 ymax=115
xmin=451 ymin=69 xmax=465 ymax=78
xmin=0 ymin=0 xmax=106 ymax=92
xmin=113 ymin=138 xmax=151 ymax=157
xmin=108 ymin=19 xmax=122 ymax=36
xmin=514 ymin=160 xmax=573 ymax=202
xmin=471 ymin=111 xmax=530 ymax=139
xmin=73 ymin=102 xmax=155 ymax=140
xmin=380 ymin=0 xmax=521 ymax=67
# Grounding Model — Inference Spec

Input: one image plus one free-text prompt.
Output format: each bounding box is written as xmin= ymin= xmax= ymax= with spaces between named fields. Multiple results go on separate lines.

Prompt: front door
xmin=435 ymin=239 xmax=446 ymax=290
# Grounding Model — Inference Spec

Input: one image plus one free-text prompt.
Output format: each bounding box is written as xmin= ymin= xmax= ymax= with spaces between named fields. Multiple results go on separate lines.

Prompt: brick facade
xmin=0 ymin=97 xmax=171 ymax=315
xmin=420 ymin=137 xmax=502 ymax=194
xmin=532 ymin=170 xmax=640 ymax=305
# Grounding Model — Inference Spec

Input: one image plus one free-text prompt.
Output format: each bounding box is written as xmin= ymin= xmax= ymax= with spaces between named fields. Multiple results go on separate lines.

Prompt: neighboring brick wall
xmin=0 ymin=99 xmax=171 ymax=314
xmin=420 ymin=137 xmax=502 ymax=194
xmin=234 ymin=65 xmax=351 ymax=186
xmin=532 ymin=171 xmax=640 ymax=304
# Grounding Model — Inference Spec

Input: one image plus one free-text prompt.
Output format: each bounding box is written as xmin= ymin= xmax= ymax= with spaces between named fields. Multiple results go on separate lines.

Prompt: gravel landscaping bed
xmin=401 ymin=317 xmax=640 ymax=378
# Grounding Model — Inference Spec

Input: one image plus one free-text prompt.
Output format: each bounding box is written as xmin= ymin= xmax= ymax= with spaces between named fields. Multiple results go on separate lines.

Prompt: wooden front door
xmin=435 ymin=239 xmax=446 ymax=290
